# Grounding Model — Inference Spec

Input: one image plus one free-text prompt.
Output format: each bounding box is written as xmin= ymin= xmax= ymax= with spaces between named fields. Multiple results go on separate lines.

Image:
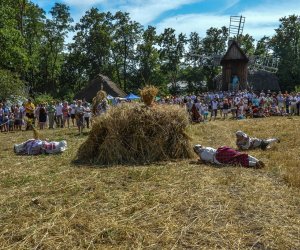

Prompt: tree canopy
xmin=0 ymin=1 xmax=299 ymax=99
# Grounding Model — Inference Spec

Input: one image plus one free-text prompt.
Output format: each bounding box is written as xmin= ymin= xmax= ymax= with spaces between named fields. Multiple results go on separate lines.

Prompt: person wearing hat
xmin=235 ymin=130 xmax=280 ymax=150
xmin=193 ymin=144 xmax=265 ymax=168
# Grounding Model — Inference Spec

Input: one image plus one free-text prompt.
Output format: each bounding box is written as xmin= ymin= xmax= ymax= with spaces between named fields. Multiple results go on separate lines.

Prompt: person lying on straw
xmin=193 ymin=145 xmax=265 ymax=168
xmin=14 ymin=125 xmax=67 ymax=155
xmin=235 ymin=130 xmax=280 ymax=150
xmin=14 ymin=139 xmax=67 ymax=155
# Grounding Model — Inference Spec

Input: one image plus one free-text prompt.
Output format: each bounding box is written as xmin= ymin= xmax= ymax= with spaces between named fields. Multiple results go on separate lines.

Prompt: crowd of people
xmin=0 ymin=99 xmax=98 ymax=134
xmin=159 ymin=90 xmax=300 ymax=122
xmin=1 ymin=90 xmax=300 ymax=133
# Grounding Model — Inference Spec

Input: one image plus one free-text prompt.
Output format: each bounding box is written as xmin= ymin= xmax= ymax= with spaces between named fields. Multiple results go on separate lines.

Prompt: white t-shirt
xmin=199 ymin=147 xmax=220 ymax=164
xmin=70 ymin=104 xmax=77 ymax=114
xmin=55 ymin=105 xmax=63 ymax=116
xmin=83 ymin=106 xmax=91 ymax=118
xmin=211 ymin=101 xmax=218 ymax=110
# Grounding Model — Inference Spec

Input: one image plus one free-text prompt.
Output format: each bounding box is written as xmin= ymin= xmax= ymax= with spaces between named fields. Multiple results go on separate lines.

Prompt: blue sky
xmin=31 ymin=0 xmax=300 ymax=41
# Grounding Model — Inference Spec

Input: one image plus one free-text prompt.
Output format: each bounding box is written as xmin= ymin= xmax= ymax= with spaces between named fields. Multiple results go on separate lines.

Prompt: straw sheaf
xmin=76 ymin=104 xmax=194 ymax=165
xmin=92 ymin=90 xmax=107 ymax=115
xmin=139 ymin=86 xmax=158 ymax=106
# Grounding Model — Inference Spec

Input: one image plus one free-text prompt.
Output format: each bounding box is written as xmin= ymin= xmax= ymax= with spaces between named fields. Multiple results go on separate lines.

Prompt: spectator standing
xmin=210 ymin=98 xmax=219 ymax=121
xmin=62 ymin=101 xmax=70 ymax=128
xmin=47 ymin=101 xmax=56 ymax=129
xmin=38 ymin=103 xmax=47 ymax=130
xmin=70 ymin=101 xmax=77 ymax=126
xmin=55 ymin=101 xmax=63 ymax=128
xmin=75 ymin=100 xmax=85 ymax=135
xmin=83 ymin=102 xmax=92 ymax=128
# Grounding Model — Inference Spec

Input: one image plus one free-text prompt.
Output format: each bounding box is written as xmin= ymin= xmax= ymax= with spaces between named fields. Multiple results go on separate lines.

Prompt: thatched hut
xmin=74 ymin=74 xmax=126 ymax=102
xmin=248 ymin=70 xmax=280 ymax=92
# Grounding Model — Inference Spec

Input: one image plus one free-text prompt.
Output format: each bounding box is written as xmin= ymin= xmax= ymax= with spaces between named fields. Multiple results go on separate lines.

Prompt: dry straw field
xmin=0 ymin=115 xmax=299 ymax=249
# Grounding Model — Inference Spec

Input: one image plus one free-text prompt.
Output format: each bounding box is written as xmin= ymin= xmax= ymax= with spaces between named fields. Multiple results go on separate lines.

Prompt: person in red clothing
xmin=193 ymin=145 xmax=265 ymax=168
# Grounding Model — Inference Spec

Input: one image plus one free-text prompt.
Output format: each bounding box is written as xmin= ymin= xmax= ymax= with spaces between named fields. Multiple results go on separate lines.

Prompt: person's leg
xmin=265 ymin=138 xmax=280 ymax=144
xmin=248 ymin=155 xmax=264 ymax=168
xmin=86 ymin=117 xmax=89 ymax=129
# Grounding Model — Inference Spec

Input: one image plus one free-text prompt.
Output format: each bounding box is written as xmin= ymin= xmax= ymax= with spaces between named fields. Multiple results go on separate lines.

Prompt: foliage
xmin=0 ymin=1 xmax=299 ymax=97
xmin=270 ymin=15 xmax=300 ymax=91
xmin=0 ymin=69 xmax=25 ymax=100
xmin=34 ymin=93 xmax=54 ymax=104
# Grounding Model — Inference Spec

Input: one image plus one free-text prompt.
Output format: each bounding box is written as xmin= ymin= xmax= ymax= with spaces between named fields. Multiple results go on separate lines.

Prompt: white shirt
xmin=55 ymin=104 xmax=62 ymax=115
xmin=70 ymin=104 xmax=77 ymax=114
xmin=212 ymin=101 xmax=218 ymax=110
xmin=55 ymin=105 xmax=63 ymax=116
xmin=199 ymin=147 xmax=221 ymax=164
xmin=84 ymin=106 xmax=91 ymax=118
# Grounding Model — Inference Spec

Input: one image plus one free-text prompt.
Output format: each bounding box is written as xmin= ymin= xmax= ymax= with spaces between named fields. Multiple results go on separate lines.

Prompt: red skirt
xmin=216 ymin=146 xmax=249 ymax=167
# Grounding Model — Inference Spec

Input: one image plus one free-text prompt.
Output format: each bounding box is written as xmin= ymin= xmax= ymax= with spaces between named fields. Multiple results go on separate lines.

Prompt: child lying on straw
xmin=193 ymin=145 xmax=265 ymax=168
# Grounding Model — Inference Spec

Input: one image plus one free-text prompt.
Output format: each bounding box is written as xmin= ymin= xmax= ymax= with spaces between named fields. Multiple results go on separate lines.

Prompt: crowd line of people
xmin=0 ymin=99 xmax=95 ymax=134
xmin=171 ymin=90 xmax=300 ymax=122
xmin=1 ymin=90 xmax=300 ymax=133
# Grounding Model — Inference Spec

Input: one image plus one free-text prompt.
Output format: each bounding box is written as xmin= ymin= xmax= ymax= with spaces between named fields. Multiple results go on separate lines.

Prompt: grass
xmin=0 ymin=116 xmax=299 ymax=249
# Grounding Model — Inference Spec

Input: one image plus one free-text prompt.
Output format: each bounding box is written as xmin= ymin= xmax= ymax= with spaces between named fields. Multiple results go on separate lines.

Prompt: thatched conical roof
xmin=74 ymin=74 xmax=126 ymax=102
xmin=248 ymin=71 xmax=280 ymax=92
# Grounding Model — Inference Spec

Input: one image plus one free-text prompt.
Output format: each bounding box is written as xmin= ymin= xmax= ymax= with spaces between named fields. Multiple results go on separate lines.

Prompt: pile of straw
xmin=139 ymin=85 xmax=158 ymax=106
xmin=76 ymin=103 xmax=194 ymax=165
xmin=92 ymin=90 xmax=107 ymax=115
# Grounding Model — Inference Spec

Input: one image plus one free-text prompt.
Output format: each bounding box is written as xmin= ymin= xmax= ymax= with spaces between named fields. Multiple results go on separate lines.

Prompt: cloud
xmin=63 ymin=0 xmax=106 ymax=7
xmin=116 ymin=0 xmax=202 ymax=24
xmin=155 ymin=0 xmax=300 ymax=40
xmin=156 ymin=14 xmax=227 ymax=37
xmin=61 ymin=0 xmax=203 ymax=24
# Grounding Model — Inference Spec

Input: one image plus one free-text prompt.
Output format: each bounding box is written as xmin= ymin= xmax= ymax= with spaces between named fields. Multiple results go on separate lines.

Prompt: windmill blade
xmin=185 ymin=52 xmax=223 ymax=66
xmin=249 ymin=55 xmax=279 ymax=73
xmin=229 ymin=16 xmax=245 ymax=39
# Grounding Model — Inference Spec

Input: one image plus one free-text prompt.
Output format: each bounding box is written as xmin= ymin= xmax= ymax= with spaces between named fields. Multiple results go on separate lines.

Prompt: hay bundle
xmin=140 ymin=85 xmax=158 ymax=106
xmin=76 ymin=103 xmax=194 ymax=165
xmin=92 ymin=90 xmax=107 ymax=115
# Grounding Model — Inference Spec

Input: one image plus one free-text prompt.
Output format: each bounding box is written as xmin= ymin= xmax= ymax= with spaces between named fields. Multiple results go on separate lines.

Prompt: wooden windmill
xmin=186 ymin=15 xmax=279 ymax=91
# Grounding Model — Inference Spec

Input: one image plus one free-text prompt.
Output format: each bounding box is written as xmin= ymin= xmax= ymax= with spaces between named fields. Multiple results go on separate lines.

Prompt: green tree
xmin=39 ymin=3 xmax=73 ymax=94
xmin=270 ymin=15 xmax=300 ymax=90
xmin=0 ymin=69 xmax=25 ymax=99
xmin=158 ymin=28 xmax=187 ymax=90
xmin=0 ymin=0 xmax=27 ymax=73
xmin=136 ymin=26 xmax=161 ymax=87
xmin=202 ymin=26 xmax=228 ymax=89
xmin=111 ymin=11 xmax=142 ymax=91
xmin=237 ymin=34 xmax=255 ymax=55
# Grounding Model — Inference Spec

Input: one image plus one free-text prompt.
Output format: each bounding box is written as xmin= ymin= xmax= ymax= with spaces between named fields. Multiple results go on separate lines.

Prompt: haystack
xmin=76 ymin=104 xmax=194 ymax=165
xmin=92 ymin=90 xmax=107 ymax=115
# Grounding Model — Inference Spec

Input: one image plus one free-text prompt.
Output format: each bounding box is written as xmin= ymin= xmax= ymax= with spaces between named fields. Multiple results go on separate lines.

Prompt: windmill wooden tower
xmin=187 ymin=15 xmax=279 ymax=91
xmin=220 ymin=16 xmax=248 ymax=91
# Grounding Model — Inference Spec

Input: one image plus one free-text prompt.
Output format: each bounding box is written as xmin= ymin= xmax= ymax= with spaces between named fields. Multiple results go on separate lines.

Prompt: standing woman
xmin=75 ymin=100 xmax=84 ymax=135
xmin=14 ymin=104 xmax=22 ymax=130
xmin=38 ymin=103 xmax=47 ymax=130
xmin=222 ymin=99 xmax=230 ymax=119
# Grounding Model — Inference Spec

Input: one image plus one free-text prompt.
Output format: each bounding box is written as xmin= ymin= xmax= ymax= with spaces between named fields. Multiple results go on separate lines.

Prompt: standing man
xmin=47 ymin=101 xmax=56 ymax=129
xmin=55 ymin=101 xmax=63 ymax=128
xmin=210 ymin=97 xmax=219 ymax=121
